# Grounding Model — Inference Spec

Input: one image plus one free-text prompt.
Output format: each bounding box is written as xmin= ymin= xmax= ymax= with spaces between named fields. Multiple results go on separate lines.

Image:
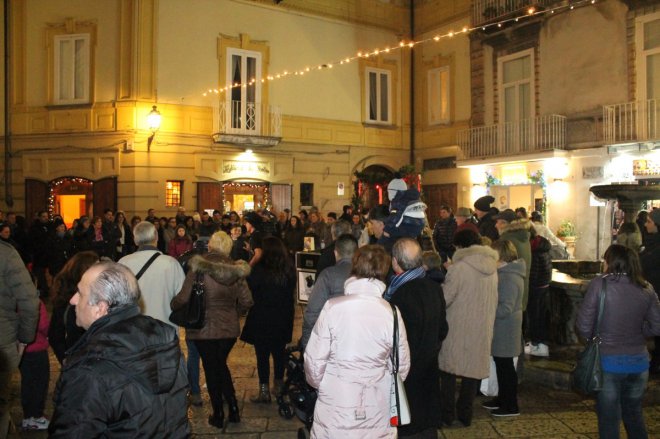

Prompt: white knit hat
xmin=387 ymin=178 xmax=407 ymax=201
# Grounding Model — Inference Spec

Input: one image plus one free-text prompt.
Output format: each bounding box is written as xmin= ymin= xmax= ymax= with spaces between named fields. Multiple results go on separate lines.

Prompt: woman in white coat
xmin=305 ymin=245 xmax=411 ymax=439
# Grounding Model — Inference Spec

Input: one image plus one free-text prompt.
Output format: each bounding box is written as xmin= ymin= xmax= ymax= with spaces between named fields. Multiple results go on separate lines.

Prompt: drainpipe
xmin=409 ymin=0 xmax=415 ymax=166
xmin=4 ymin=0 xmax=12 ymax=207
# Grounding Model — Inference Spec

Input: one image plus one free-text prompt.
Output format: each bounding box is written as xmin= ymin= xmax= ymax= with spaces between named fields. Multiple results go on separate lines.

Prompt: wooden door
xmin=25 ymin=179 xmax=48 ymax=221
xmin=271 ymin=184 xmax=292 ymax=214
xmin=92 ymin=177 xmax=117 ymax=217
xmin=197 ymin=182 xmax=222 ymax=213
xmin=423 ymin=183 xmax=457 ymax=226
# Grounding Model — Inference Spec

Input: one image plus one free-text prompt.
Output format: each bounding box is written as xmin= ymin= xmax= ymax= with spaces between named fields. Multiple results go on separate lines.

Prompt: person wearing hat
xmin=455 ymin=207 xmax=479 ymax=235
xmin=387 ymin=177 xmax=408 ymax=203
xmin=494 ymin=209 xmax=532 ymax=316
xmin=243 ymin=212 xmax=264 ymax=267
xmin=474 ymin=196 xmax=499 ymax=241
xmin=641 ymin=208 xmax=660 ymax=373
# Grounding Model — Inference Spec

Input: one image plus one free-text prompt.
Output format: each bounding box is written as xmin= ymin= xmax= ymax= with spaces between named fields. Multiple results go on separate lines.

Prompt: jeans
xmin=186 ymin=339 xmax=201 ymax=395
xmin=0 ymin=344 xmax=19 ymax=439
xmin=19 ymin=350 xmax=49 ymax=418
xmin=195 ymin=338 xmax=237 ymax=418
xmin=493 ymin=356 xmax=518 ymax=411
xmin=254 ymin=340 xmax=286 ymax=385
xmin=596 ymin=371 xmax=648 ymax=439
xmin=527 ymin=286 xmax=549 ymax=344
xmin=439 ymin=370 xmax=480 ymax=426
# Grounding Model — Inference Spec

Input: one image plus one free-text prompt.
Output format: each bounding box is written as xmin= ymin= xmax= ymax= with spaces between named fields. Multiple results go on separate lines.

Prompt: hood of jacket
xmin=189 ymin=253 xmax=251 ymax=285
xmin=501 ymin=219 xmax=531 ymax=235
xmin=452 ymin=245 xmax=498 ymax=276
xmin=498 ymin=258 xmax=526 ymax=278
xmin=65 ymin=304 xmax=181 ymax=395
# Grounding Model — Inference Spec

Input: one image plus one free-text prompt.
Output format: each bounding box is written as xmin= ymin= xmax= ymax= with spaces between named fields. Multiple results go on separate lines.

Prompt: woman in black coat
xmin=48 ymin=251 xmax=100 ymax=364
xmin=240 ymin=236 xmax=296 ymax=403
xmin=283 ymin=215 xmax=305 ymax=256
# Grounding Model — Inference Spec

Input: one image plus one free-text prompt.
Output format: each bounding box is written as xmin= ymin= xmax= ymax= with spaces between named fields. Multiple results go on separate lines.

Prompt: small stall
xmin=295 ymin=251 xmax=321 ymax=305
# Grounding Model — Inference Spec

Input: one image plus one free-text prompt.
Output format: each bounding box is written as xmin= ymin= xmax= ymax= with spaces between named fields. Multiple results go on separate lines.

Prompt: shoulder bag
xmin=572 ymin=277 xmax=606 ymax=395
xmin=389 ymin=303 xmax=411 ymax=426
xmin=169 ymin=272 xmax=206 ymax=329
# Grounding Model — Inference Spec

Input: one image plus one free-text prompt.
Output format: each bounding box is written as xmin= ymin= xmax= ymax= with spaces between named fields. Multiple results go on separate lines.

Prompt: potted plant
xmin=557 ymin=220 xmax=577 ymax=258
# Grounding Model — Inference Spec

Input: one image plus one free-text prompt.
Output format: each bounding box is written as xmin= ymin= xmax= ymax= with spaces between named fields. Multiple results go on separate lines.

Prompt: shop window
xmin=166 ymin=181 xmax=183 ymax=207
xmin=428 ymin=66 xmax=451 ymax=125
xmin=365 ymin=67 xmax=392 ymax=124
xmin=53 ymin=33 xmax=91 ymax=105
xmin=300 ymin=183 xmax=314 ymax=207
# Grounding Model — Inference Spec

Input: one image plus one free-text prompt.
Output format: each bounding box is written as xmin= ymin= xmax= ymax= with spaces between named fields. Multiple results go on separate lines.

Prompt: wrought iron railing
xmin=457 ymin=114 xmax=566 ymax=159
xmin=217 ymin=101 xmax=282 ymax=138
xmin=472 ymin=0 xmax=564 ymax=27
xmin=603 ymin=99 xmax=659 ymax=145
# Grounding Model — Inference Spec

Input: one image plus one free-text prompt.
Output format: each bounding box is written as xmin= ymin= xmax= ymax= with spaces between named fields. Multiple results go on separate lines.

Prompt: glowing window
xmin=165 ymin=181 xmax=182 ymax=207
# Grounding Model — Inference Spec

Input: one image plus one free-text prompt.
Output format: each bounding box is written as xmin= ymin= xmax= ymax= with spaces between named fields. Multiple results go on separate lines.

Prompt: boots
xmin=250 ymin=383 xmax=272 ymax=403
xmin=272 ymin=379 xmax=285 ymax=396
xmin=208 ymin=412 xmax=225 ymax=430
xmin=227 ymin=395 xmax=241 ymax=423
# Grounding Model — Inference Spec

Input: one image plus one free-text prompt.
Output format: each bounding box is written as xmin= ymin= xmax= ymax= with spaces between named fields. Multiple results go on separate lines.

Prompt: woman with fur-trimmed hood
xmin=494 ymin=209 xmax=532 ymax=310
xmin=438 ymin=229 xmax=499 ymax=428
xmin=171 ymin=231 xmax=253 ymax=430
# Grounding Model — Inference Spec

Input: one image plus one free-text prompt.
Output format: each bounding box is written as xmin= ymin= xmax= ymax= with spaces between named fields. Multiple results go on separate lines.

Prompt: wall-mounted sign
xmin=337 ymin=182 xmax=345 ymax=196
xmin=582 ymin=166 xmax=604 ymax=179
xmin=222 ymin=160 xmax=270 ymax=176
xmin=633 ymin=160 xmax=660 ymax=176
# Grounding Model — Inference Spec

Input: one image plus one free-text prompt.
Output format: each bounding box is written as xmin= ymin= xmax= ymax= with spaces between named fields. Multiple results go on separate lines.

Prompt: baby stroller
xmin=275 ymin=346 xmax=317 ymax=438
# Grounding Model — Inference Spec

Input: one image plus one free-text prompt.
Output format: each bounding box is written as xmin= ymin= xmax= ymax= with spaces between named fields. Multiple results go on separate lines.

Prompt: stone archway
xmin=356 ymin=165 xmax=395 ymax=210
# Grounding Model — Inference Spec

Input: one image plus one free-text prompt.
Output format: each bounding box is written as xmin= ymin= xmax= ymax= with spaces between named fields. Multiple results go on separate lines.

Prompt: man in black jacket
xmin=388 ymin=238 xmax=448 ymax=436
xmin=49 ymin=262 xmax=190 ymax=438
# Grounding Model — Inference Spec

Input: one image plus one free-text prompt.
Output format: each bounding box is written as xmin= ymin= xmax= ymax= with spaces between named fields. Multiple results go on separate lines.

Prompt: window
xmin=639 ymin=15 xmax=660 ymax=100
xmin=165 ymin=181 xmax=183 ymax=207
xmin=365 ymin=67 xmax=392 ymax=124
xmin=423 ymin=157 xmax=456 ymax=171
xmin=300 ymin=183 xmax=314 ymax=207
xmin=54 ymin=33 xmax=90 ymax=105
xmin=428 ymin=66 xmax=451 ymax=125
xmin=226 ymin=48 xmax=262 ymax=133
xmin=498 ymin=50 xmax=534 ymax=123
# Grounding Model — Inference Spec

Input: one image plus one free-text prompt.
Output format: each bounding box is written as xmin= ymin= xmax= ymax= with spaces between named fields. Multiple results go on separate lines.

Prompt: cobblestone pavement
xmin=8 ymin=306 xmax=660 ymax=438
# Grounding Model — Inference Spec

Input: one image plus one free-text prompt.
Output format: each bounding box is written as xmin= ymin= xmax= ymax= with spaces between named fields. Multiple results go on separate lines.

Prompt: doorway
xmin=223 ymin=182 xmax=269 ymax=214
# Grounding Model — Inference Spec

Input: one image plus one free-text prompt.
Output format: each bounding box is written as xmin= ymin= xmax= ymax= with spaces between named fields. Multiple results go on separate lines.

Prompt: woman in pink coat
xmin=304 ymin=245 xmax=410 ymax=439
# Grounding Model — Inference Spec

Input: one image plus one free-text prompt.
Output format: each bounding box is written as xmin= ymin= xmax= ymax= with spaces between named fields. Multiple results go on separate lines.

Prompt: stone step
xmin=521 ymin=345 xmax=660 ymax=404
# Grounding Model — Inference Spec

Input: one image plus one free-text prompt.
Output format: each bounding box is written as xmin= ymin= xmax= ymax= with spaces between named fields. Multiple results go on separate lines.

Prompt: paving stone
xmin=440 ymin=421 xmax=499 ymax=438
xmin=492 ymin=418 xmax=573 ymax=437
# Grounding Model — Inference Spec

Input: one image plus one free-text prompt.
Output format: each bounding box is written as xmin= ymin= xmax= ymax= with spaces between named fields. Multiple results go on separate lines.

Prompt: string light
xmin=200 ymin=0 xmax=597 ymax=96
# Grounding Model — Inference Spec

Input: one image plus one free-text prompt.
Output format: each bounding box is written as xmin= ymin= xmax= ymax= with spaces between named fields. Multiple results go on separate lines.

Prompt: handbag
xmin=572 ymin=277 xmax=606 ymax=395
xmin=389 ymin=303 xmax=411 ymax=427
xmin=169 ymin=272 xmax=206 ymax=329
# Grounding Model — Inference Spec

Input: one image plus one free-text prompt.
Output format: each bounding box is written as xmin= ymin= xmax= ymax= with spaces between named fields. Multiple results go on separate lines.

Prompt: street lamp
xmin=147 ymin=105 xmax=161 ymax=151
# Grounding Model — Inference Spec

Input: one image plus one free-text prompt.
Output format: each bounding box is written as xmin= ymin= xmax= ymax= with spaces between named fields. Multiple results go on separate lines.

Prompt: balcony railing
xmin=603 ymin=99 xmax=659 ymax=145
xmin=472 ymin=0 xmax=562 ymax=27
xmin=214 ymin=101 xmax=282 ymax=146
xmin=457 ymin=114 xmax=566 ymax=160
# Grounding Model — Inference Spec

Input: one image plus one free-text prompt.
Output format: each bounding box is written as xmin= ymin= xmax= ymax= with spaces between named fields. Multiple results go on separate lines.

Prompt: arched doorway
xmin=355 ymin=165 xmax=395 ymax=210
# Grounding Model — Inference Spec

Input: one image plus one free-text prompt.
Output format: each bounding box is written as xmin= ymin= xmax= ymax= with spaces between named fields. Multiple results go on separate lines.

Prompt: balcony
xmin=212 ymin=101 xmax=282 ymax=148
xmin=457 ymin=114 xmax=567 ymax=160
xmin=472 ymin=0 xmax=563 ymax=27
xmin=603 ymin=99 xmax=660 ymax=146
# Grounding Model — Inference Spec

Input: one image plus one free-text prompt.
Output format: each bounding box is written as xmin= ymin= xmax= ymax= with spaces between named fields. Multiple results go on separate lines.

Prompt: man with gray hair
xmin=119 ymin=221 xmax=185 ymax=328
xmin=300 ymin=233 xmax=358 ymax=350
xmin=387 ymin=238 xmax=448 ymax=436
xmin=49 ymin=262 xmax=189 ymax=437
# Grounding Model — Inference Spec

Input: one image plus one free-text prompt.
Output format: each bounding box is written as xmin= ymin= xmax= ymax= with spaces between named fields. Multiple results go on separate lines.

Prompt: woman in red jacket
xmin=168 ymin=224 xmax=193 ymax=258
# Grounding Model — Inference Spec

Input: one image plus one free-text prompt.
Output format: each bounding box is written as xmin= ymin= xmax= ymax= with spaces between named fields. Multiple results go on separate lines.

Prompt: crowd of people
xmin=1 ymin=180 xmax=660 ymax=439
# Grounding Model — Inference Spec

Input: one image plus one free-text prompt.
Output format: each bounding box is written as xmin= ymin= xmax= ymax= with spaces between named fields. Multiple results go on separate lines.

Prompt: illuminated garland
xmin=202 ymin=0 xmax=598 ymax=96
xmin=48 ymin=177 xmax=93 ymax=217
xmin=221 ymin=182 xmax=270 ymax=211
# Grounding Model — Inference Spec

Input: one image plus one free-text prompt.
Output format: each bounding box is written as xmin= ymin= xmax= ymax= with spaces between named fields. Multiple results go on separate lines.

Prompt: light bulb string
xmin=202 ymin=0 xmax=597 ymax=97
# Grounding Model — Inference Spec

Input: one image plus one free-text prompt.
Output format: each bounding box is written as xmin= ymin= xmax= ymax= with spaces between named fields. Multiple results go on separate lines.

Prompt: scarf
xmin=383 ymin=266 xmax=426 ymax=301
